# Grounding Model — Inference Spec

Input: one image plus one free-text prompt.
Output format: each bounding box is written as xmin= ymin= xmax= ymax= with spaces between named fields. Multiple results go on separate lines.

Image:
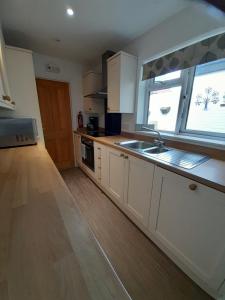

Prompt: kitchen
xmin=0 ymin=1 xmax=225 ymax=300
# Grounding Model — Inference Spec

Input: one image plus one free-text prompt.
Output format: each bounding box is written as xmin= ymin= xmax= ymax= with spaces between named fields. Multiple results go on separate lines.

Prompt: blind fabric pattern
xmin=142 ymin=32 xmax=225 ymax=81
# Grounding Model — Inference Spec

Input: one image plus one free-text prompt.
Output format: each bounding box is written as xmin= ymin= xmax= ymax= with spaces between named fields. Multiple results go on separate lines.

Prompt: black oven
xmin=81 ymin=136 xmax=94 ymax=171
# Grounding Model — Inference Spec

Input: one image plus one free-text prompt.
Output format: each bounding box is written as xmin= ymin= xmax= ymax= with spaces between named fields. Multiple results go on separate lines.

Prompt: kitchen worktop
xmin=75 ymin=130 xmax=225 ymax=194
xmin=0 ymin=144 xmax=131 ymax=300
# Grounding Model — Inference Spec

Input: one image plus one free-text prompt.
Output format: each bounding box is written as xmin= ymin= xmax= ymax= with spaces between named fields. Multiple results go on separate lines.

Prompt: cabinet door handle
xmin=97 ymin=147 xmax=101 ymax=150
xmin=189 ymin=183 xmax=197 ymax=191
xmin=120 ymin=153 xmax=124 ymax=157
xmin=124 ymin=155 xmax=128 ymax=159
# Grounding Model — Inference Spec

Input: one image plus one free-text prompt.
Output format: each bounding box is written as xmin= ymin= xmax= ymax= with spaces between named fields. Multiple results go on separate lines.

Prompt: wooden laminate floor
xmin=61 ymin=167 xmax=212 ymax=300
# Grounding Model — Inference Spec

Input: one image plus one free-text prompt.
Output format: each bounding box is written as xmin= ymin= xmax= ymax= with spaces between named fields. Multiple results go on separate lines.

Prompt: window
xmin=146 ymin=70 xmax=184 ymax=132
xmin=183 ymin=60 xmax=225 ymax=136
xmin=144 ymin=58 xmax=225 ymax=139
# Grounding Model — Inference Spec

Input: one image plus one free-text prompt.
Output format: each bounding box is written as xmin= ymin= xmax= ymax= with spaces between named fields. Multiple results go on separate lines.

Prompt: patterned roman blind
xmin=142 ymin=32 xmax=225 ymax=80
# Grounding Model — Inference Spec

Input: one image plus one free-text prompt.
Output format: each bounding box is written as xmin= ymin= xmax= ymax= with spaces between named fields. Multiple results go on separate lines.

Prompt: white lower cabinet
xmin=94 ymin=143 xmax=155 ymax=227
xmin=125 ymin=155 xmax=154 ymax=226
xmin=92 ymin=142 xmax=225 ymax=298
xmin=107 ymin=147 xmax=127 ymax=204
xmin=94 ymin=142 xmax=109 ymax=190
xmin=149 ymin=166 xmax=225 ymax=294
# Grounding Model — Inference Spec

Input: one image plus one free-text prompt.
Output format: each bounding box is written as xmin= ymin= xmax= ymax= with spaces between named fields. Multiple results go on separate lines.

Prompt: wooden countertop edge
xmin=74 ymin=131 xmax=225 ymax=194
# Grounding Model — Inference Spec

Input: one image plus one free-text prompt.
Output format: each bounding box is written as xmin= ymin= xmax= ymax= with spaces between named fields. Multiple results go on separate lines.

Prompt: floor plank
xmin=62 ymin=167 xmax=213 ymax=300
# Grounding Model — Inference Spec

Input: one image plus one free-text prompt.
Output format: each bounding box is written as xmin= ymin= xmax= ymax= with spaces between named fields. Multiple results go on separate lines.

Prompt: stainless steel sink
xmin=143 ymin=147 xmax=170 ymax=154
xmin=146 ymin=149 xmax=209 ymax=169
xmin=116 ymin=140 xmax=155 ymax=150
xmin=115 ymin=140 xmax=209 ymax=169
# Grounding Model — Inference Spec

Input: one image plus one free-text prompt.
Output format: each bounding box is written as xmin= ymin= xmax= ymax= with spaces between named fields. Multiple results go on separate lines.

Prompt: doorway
xmin=36 ymin=78 xmax=74 ymax=170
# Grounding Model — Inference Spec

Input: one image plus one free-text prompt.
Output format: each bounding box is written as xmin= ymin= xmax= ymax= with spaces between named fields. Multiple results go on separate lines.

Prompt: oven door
xmin=82 ymin=142 xmax=95 ymax=171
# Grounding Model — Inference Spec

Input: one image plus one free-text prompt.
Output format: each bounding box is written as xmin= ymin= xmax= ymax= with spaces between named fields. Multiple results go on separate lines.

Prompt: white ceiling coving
xmin=0 ymin=0 xmax=190 ymax=64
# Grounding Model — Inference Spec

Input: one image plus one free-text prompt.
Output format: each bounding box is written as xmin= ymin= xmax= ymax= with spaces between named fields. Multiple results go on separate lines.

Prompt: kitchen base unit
xmin=75 ymin=135 xmax=225 ymax=299
xmin=149 ymin=166 xmax=225 ymax=298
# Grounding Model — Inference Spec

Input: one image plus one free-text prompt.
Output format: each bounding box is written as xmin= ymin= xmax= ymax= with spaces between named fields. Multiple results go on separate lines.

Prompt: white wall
xmin=121 ymin=3 xmax=225 ymax=131
xmin=33 ymin=52 xmax=85 ymax=129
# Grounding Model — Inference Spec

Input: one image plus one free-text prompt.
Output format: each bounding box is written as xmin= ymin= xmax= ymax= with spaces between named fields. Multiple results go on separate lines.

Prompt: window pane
xmin=148 ymin=86 xmax=182 ymax=132
xmin=155 ymin=70 xmax=181 ymax=82
xmin=186 ymin=68 xmax=225 ymax=134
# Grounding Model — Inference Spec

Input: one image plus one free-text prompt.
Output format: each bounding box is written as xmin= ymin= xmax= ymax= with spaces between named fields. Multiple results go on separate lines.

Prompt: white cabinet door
xmin=108 ymin=147 xmax=126 ymax=204
xmin=0 ymin=70 xmax=4 ymax=100
xmin=0 ymin=35 xmax=13 ymax=109
xmin=149 ymin=166 xmax=225 ymax=291
xmin=107 ymin=55 xmax=120 ymax=112
xmin=94 ymin=143 xmax=101 ymax=182
xmin=94 ymin=142 xmax=109 ymax=190
xmin=126 ymin=155 xmax=154 ymax=226
xmin=107 ymin=51 xmax=137 ymax=113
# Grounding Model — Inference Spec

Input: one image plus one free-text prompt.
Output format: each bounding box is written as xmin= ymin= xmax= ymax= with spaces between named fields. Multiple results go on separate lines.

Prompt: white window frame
xmin=143 ymin=59 xmax=225 ymax=140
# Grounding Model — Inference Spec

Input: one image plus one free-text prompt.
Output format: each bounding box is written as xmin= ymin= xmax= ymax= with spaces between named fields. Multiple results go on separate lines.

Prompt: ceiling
xmin=0 ymin=0 xmax=191 ymax=65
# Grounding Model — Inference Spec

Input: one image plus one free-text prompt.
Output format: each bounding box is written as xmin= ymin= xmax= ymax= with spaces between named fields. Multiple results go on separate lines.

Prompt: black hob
xmin=86 ymin=131 xmax=107 ymax=137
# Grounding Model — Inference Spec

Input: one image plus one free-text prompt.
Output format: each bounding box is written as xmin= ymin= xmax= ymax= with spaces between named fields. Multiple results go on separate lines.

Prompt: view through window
xmin=145 ymin=58 xmax=225 ymax=138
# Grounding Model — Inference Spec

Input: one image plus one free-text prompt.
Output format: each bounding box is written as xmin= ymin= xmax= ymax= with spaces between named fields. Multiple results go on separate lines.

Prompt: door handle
xmin=120 ymin=153 xmax=124 ymax=157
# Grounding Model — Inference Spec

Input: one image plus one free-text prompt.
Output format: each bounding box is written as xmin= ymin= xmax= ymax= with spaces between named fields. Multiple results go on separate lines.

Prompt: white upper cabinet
xmin=149 ymin=166 xmax=225 ymax=292
xmin=0 ymin=31 xmax=13 ymax=109
xmin=107 ymin=51 xmax=137 ymax=113
xmin=83 ymin=71 xmax=102 ymax=96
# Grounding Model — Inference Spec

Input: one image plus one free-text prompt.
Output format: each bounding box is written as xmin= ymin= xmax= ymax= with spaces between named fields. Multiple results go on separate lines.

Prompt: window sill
xmin=135 ymin=130 xmax=225 ymax=150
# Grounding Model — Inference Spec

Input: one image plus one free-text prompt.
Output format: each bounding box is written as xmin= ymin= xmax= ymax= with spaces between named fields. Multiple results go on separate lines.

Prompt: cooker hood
xmin=84 ymin=89 xmax=107 ymax=99
xmin=84 ymin=50 xmax=115 ymax=99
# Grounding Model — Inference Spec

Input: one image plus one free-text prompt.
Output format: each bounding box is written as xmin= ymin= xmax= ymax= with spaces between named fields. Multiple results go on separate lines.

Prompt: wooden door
xmin=126 ymin=155 xmax=154 ymax=226
xmin=149 ymin=166 xmax=225 ymax=291
xmin=108 ymin=147 xmax=126 ymax=204
xmin=36 ymin=78 xmax=74 ymax=170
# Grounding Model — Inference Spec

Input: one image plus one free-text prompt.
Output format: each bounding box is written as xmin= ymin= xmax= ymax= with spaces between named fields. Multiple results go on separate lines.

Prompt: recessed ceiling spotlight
xmin=66 ymin=8 xmax=74 ymax=16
